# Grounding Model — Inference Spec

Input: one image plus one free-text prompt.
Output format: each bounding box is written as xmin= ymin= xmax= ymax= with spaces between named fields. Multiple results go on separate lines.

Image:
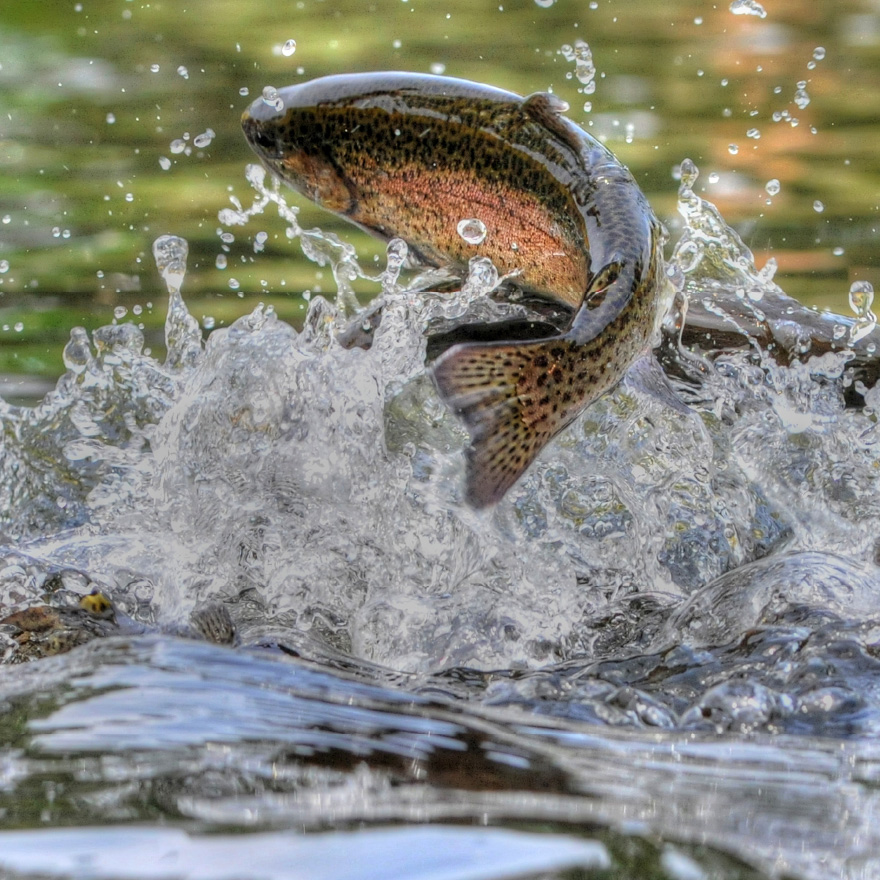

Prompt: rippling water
xmin=1 ymin=154 xmax=880 ymax=879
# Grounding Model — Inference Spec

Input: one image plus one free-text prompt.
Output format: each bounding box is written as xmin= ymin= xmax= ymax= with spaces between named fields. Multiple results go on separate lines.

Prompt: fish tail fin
xmin=432 ymin=336 xmax=580 ymax=508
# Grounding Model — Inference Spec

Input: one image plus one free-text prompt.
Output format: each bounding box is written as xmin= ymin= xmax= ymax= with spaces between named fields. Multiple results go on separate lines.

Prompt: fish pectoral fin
xmin=433 ymin=338 xmax=582 ymax=508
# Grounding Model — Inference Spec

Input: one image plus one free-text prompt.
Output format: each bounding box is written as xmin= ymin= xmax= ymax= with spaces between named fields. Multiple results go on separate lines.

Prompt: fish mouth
xmin=241 ymin=111 xmax=284 ymax=160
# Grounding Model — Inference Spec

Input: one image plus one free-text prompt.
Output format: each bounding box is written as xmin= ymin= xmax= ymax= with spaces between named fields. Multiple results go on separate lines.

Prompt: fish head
xmin=242 ymin=87 xmax=354 ymax=214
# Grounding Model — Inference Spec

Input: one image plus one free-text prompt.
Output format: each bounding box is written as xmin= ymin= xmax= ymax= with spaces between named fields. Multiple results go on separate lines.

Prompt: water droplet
xmin=833 ymin=247 xmax=845 ymax=256
xmin=457 ymin=218 xmax=488 ymax=245
xmin=730 ymin=0 xmax=767 ymax=18
xmin=849 ymin=281 xmax=874 ymax=316
xmin=282 ymin=39 xmax=297 ymax=56
xmin=746 ymin=128 xmax=761 ymax=139
xmin=203 ymin=316 xmax=216 ymax=330
xmin=150 ymin=63 xmax=160 ymax=73
xmin=430 ymin=62 xmax=446 ymax=75
xmin=228 ymin=278 xmax=240 ymax=291
xmin=194 ymin=128 xmax=215 ymax=148
xmin=159 ymin=156 xmax=171 ymax=170
xmin=215 ymin=254 xmax=227 ymax=270
xmin=849 ymin=281 xmax=876 ymax=343
xmin=114 ymin=305 xmax=127 ymax=319
xmin=765 ymin=179 xmax=780 ymax=196
xmin=708 ymin=172 xmax=720 ymax=183
xmin=261 ymin=85 xmax=284 ymax=112
xmin=794 ymin=87 xmax=810 ymax=109
xmin=239 ymin=87 xmax=249 ymax=97
xmin=13 ymin=322 xmax=23 ymax=333
xmin=106 ymin=112 xmax=116 ymax=124
xmin=694 ymin=16 xmax=703 ymax=24
xmin=124 ymin=193 xmax=134 ymax=203
xmin=254 ymin=230 xmax=269 ymax=253
xmin=170 ymin=138 xmax=187 ymax=154
xmin=152 ymin=234 xmax=189 ymax=294
xmin=177 ymin=65 xmax=189 ymax=79
xmin=813 ymin=46 xmax=826 ymax=61
xmin=133 ymin=304 xmax=143 ymax=315
xmin=728 ymin=143 xmax=739 ymax=155
xmin=679 ymin=158 xmax=699 ymax=188
xmin=813 ymin=200 xmax=825 ymax=213
xmin=1 ymin=215 xmax=9 ymax=224
xmin=534 ymin=0 xmax=556 ymax=7
xmin=0 ymin=260 xmax=9 ymax=274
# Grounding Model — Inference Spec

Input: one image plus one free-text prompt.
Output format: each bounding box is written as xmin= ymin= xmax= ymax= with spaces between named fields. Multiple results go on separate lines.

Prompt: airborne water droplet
xmin=152 ymin=234 xmax=189 ymax=294
xmin=813 ymin=200 xmax=825 ymax=213
xmin=765 ymin=179 xmax=780 ymax=196
xmin=282 ymin=39 xmax=297 ymax=57
xmin=730 ymin=0 xmax=767 ymax=17
xmin=457 ymin=218 xmax=488 ymax=245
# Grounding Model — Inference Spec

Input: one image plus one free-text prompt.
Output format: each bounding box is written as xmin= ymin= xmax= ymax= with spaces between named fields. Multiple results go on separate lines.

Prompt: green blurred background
xmin=1 ymin=0 xmax=878 ymax=394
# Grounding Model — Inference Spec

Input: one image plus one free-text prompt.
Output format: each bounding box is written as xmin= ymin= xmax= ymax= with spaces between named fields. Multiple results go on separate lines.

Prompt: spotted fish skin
xmin=242 ymin=72 xmax=664 ymax=506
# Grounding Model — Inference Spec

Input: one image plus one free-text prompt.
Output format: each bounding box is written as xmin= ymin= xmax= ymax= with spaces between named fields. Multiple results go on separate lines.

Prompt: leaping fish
xmin=241 ymin=72 xmax=665 ymax=507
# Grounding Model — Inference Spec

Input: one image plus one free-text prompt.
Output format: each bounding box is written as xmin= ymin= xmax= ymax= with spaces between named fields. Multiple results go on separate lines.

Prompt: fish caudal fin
xmin=432 ymin=336 xmax=587 ymax=508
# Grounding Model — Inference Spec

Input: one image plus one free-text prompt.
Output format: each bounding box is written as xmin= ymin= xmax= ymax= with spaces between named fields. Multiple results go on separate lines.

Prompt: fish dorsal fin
xmin=522 ymin=91 xmax=570 ymax=124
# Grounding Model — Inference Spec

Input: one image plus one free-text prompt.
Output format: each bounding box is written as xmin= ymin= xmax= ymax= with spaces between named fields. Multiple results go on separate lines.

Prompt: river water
xmin=2 ymin=153 xmax=880 ymax=878
xmin=3 ymin=2 xmax=880 ymax=878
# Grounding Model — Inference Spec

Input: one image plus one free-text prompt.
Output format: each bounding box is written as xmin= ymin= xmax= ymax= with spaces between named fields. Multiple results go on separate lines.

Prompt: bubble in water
xmin=765 ymin=179 xmax=780 ymax=196
xmin=457 ymin=218 xmax=488 ymax=245
xmin=728 ymin=144 xmax=739 ymax=155
xmin=152 ymin=234 xmax=189 ymax=294
xmin=813 ymin=200 xmax=825 ymax=213
xmin=730 ymin=0 xmax=767 ymax=17
xmin=194 ymin=129 xmax=215 ymax=148
xmin=282 ymin=39 xmax=297 ymax=56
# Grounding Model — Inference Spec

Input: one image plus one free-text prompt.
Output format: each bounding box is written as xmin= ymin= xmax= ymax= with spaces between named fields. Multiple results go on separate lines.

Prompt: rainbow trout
xmin=242 ymin=72 xmax=665 ymax=507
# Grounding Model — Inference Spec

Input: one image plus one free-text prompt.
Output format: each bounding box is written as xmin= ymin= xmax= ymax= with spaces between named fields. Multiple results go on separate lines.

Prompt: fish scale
xmin=242 ymin=72 xmax=665 ymax=506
